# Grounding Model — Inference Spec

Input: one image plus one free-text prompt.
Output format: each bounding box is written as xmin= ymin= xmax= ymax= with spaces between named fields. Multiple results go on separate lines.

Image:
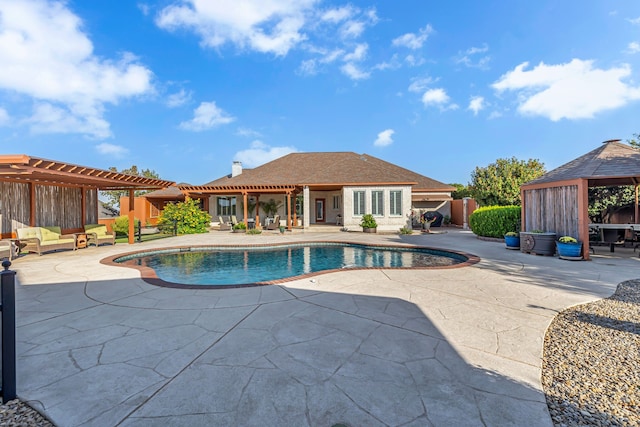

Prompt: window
xmin=333 ymin=195 xmax=341 ymax=210
xmin=390 ymin=190 xmax=402 ymax=216
xmin=371 ymin=191 xmax=383 ymax=216
xmin=353 ymin=191 xmax=365 ymax=215
xmin=149 ymin=202 xmax=161 ymax=218
xmin=216 ymin=197 xmax=236 ymax=216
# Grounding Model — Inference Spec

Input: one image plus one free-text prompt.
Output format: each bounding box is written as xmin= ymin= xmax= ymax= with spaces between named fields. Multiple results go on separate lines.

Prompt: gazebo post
xmin=577 ymin=179 xmax=590 ymax=260
xmin=286 ymin=192 xmax=291 ymax=230
xmin=243 ymin=192 xmax=248 ymax=227
xmin=128 ymin=189 xmax=135 ymax=244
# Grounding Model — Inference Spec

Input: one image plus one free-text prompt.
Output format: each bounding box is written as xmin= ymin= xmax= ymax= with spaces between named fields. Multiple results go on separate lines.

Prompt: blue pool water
xmin=116 ymin=243 xmax=467 ymax=287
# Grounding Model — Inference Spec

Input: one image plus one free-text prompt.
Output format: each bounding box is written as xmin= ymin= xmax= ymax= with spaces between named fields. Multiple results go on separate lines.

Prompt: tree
xmin=100 ymin=166 xmax=161 ymax=210
xmin=470 ymin=157 xmax=545 ymax=206
xmin=158 ymin=197 xmax=212 ymax=234
xmin=449 ymin=183 xmax=472 ymax=199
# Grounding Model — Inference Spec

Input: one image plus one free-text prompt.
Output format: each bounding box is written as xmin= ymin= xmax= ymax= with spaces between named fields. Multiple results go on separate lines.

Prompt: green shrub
xmin=469 ymin=206 xmax=521 ymax=238
xmin=359 ymin=214 xmax=378 ymax=228
xmin=112 ymin=215 xmax=140 ymax=236
xmin=246 ymin=228 xmax=262 ymax=235
xmin=157 ymin=197 xmax=212 ymax=234
xmin=399 ymin=227 xmax=413 ymax=234
xmin=233 ymin=222 xmax=247 ymax=231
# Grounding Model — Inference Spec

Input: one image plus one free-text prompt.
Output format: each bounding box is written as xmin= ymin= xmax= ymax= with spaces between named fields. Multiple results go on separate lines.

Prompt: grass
xmin=114 ymin=233 xmax=176 ymax=244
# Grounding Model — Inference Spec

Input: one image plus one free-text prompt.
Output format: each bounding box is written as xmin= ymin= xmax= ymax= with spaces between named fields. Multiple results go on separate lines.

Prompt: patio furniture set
xmin=0 ymin=224 xmax=115 ymax=260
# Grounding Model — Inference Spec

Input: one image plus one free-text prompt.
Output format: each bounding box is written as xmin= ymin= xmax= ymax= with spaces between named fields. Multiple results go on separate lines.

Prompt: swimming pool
xmin=110 ymin=242 xmax=476 ymax=288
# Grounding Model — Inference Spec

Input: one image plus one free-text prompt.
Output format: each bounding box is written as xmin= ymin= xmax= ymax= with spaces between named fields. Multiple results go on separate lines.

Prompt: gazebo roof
xmin=0 ymin=154 xmax=175 ymax=190
xmin=523 ymin=140 xmax=640 ymax=187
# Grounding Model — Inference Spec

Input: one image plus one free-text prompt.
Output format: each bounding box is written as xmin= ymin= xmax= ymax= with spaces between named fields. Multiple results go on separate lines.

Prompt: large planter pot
xmin=363 ymin=227 xmax=377 ymax=233
xmin=504 ymin=235 xmax=520 ymax=250
xmin=556 ymin=241 xmax=583 ymax=260
xmin=520 ymin=232 xmax=557 ymax=256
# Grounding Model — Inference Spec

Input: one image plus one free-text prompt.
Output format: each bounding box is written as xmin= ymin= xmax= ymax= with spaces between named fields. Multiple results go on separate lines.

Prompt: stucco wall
xmin=343 ymin=185 xmax=412 ymax=231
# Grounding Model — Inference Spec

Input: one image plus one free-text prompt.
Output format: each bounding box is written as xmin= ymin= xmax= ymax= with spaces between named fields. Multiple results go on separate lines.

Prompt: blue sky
xmin=1 ymin=1 xmax=640 ymax=186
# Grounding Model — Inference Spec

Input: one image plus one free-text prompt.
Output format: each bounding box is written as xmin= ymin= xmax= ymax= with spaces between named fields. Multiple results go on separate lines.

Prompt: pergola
xmin=520 ymin=140 xmax=640 ymax=260
xmin=0 ymin=154 xmax=174 ymax=244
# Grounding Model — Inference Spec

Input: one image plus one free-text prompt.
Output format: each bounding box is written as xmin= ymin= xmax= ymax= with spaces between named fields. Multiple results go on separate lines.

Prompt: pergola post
xmin=128 ymin=189 xmax=135 ymax=244
xmin=29 ymin=183 xmax=36 ymax=226
xmin=243 ymin=192 xmax=248 ymax=227
xmin=577 ymin=178 xmax=590 ymax=260
xmin=286 ymin=192 xmax=291 ymax=230
xmin=255 ymin=195 xmax=260 ymax=229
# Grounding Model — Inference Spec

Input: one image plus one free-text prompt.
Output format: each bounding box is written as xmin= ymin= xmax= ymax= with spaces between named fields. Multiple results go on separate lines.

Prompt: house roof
xmin=183 ymin=152 xmax=454 ymax=193
xmin=0 ymin=154 xmax=175 ymax=190
xmin=523 ymin=140 xmax=640 ymax=187
xmin=144 ymin=183 xmax=190 ymax=199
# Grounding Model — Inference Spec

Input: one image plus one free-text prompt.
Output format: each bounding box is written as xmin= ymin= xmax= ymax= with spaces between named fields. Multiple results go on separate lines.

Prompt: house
xmin=180 ymin=152 xmax=455 ymax=232
xmin=119 ymin=183 xmax=207 ymax=226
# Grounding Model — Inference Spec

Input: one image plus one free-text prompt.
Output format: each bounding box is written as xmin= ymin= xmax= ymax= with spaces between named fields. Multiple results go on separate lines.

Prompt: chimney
xmin=232 ymin=161 xmax=242 ymax=177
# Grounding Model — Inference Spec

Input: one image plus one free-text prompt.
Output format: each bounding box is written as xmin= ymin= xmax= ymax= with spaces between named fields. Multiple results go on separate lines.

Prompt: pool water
xmin=116 ymin=243 xmax=467 ymax=287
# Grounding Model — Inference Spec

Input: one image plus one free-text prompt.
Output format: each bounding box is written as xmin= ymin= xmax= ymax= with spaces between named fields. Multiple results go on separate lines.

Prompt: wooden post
xmin=286 ymin=192 xmax=291 ymax=230
xmin=29 ymin=183 xmax=36 ymax=226
xmin=255 ymin=195 xmax=260 ymax=229
xmin=577 ymin=179 xmax=590 ymax=260
xmin=243 ymin=192 xmax=248 ymax=227
xmin=128 ymin=189 xmax=135 ymax=244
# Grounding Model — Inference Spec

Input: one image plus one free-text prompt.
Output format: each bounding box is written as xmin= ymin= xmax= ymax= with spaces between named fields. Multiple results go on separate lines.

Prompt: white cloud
xmin=95 ymin=142 xmax=129 ymax=157
xmin=628 ymin=16 xmax=640 ymax=25
xmin=340 ymin=63 xmax=370 ymax=80
xmin=455 ymin=44 xmax=490 ymax=69
xmin=373 ymin=54 xmax=401 ymax=71
xmin=468 ymin=96 xmax=485 ymax=115
xmin=392 ymin=24 xmax=433 ymax=50
xmin=340 ymin=20 xmax=365 ymax=38
xmin=408 ymin=77 xmax=435 ymax=93
xmin=627 ymin=42 xmax=640 ymax=54
xmin=404 ymin=55 xmax=425 ymax=67
xmin=234 ymin=140 xmax=297 ymax=167
xmin=343 ymin=43 xmax=368 ymax=62
xmin=179 ymin=101 xmax=235 ymax=131
xmin=166 ymin=89 xmax=191 ymax=107
xmin=492 ymin=59 xmax=640 ymax=121
xmin=156 ymin=0 xmax=317 ymax=56
xmin=236 ymin=127 xmax=262 ymax=138
xmin=0 ymin=0 xmax=154 ymax=138
xmin=374 ymin=129 xmax=394 ymax=147
xmin=321 ymin=6 xmax=354 ymax=23
xmin=0 ymin=107 xmax=9 ymax=125
xmin=421 ymin=88 xmax=458 ymax=110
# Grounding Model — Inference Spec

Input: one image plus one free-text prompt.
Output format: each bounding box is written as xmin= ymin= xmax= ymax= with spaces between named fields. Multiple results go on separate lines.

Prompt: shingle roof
xmin=199 ymin=152 xmax=453 ymax=190
xmin=144 ymin=183 xmax=189 ymax=199
xmin=524 ymin=140 xmax=640 ymax=186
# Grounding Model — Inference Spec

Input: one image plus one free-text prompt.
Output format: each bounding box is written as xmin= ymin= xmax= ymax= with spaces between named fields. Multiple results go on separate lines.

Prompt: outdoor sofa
xmin=15 ymin=226 xmax=77 ymax=256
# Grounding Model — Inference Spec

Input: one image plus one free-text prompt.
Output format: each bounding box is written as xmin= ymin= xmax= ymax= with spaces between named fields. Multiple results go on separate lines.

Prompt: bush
xmin=233 ymin=222 xmax=247 ymax=231
xmin=112 ymin=215 xmax=140 ymax=236
xmin=399 ymin=227 xmax=413 ymax=235
xmin=246 ymin=228 xmax=262 ymax=235
xmin=157 ymin=197 xmax=212 ymax=234
xmin=469 ymin=206 xmax=521 ymax=238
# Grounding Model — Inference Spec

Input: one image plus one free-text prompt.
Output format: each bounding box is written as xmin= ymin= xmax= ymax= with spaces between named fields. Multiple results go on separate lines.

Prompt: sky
xmin=1 ymin=0 xmax=640 ymax=187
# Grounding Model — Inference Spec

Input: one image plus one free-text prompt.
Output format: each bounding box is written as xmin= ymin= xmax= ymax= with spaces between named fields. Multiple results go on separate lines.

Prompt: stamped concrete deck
xmin=7 ymin=229 xmax=640 ymax=426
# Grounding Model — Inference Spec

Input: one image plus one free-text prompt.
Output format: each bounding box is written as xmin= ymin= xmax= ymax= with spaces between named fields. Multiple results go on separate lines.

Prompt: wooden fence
xmin=523 ymin=185 xmax=579 ymax=237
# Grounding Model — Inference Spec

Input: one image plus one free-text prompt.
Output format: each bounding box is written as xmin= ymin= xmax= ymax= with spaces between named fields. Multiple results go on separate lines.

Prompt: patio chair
xmin=84 ymin=224 xmax=116 ymax=247
xmin=0 ymin=240 xmax=16 ymax=261
xmin=266 ymin=215 xmax=280 ymax=230
xmin=231 ymin=215 xmax=238 ymax=226
xmin=218 ymin=216 xmax=232 ymax=231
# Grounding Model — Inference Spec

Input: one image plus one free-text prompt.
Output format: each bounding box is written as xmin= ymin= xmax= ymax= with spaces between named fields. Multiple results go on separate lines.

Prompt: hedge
xmin=469 ymin=205 xmax=521 ymax=238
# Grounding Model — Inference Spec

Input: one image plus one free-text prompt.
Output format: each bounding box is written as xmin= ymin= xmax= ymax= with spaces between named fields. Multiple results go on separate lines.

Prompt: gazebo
xmin=520 ymin=140 xmax=640 ymax=260
xmin=0 ymin=155 xmax=174 ymax=244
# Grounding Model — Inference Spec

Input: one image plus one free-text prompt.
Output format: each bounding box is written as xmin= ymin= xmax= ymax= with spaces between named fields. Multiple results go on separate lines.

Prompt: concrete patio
xmin=7 ymin=228 xmax=640 ymax=426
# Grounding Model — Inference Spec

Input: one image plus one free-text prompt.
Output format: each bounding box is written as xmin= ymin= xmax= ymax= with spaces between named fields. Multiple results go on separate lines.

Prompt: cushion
xmin=41 ymin=238 xmax=75 ymax=246
xmin=40 ymin=228 xmax=60 ymax=242
xmin=91 ymin=225 xmax=108 ymax=236
xmin=17 ymin=227 xmax=42 ymax=240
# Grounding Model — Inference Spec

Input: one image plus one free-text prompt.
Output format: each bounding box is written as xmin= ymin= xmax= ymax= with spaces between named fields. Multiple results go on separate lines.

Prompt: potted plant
xmin=279 ymin=225 xmax=286 ymax=234
xmin=232 ymin=222 xmax=247 ymax=233
xmin=504 ymin=231 xmax=520 ymax=249
xmin=360 ymin=214 xmax=378 ymax=233
xmin=519 ymin=230 xmax=557 ymax=256
xmin=556 ymin=236 xmax=583 ymax=260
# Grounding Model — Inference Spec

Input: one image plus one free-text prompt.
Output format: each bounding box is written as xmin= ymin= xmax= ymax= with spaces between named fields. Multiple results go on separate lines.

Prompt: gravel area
xmin=1 ymin=280 xmax=638 ymax=426
xmin=543 ymin=279 xmax=640 ymax=427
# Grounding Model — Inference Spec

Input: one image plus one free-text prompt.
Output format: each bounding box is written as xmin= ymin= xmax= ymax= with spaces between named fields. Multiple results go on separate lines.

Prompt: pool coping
xmin=100 ymin=240 xmax=481 ymax=289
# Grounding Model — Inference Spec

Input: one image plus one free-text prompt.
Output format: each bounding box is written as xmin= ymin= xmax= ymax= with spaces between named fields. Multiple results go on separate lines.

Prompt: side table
xmin=74 ymin=233 xmax=88 ymax=249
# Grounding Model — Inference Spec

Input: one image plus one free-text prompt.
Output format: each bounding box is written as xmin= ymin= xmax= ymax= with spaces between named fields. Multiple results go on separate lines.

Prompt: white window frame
xmin=371 ymin=191 xmax=384 ymax=216
xmin=353 ymin=191 xmax=365 ymax=215
xmin=390 ymin=190 xmax=402 ymax=216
